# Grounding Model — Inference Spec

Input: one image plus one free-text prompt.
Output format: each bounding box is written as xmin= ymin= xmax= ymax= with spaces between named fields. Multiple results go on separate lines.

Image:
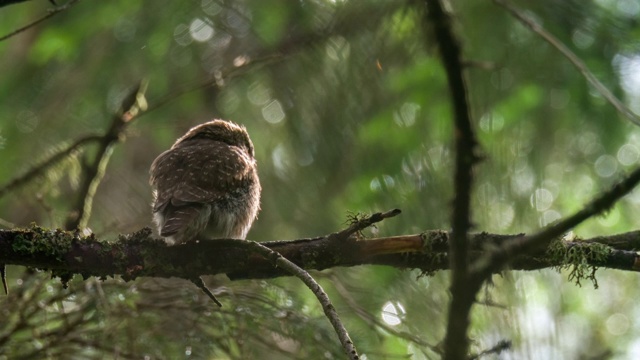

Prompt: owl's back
xmin=150 ymin=137 xmax=260 ymax=244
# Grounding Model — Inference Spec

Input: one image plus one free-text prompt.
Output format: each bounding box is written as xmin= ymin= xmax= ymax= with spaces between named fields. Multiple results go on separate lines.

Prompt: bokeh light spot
xmin=530 ymin=188 xmax=554 ymax=211
xmin=492 ymin=202 xmax=515 ymax=230
xmin=189 ymin=18 xmax=214 ymax=42
xmin=617 ymin=143 xmax=639 ymax=166
xmin=262 ymin=100 xmax=285 ymax=124
xmin=572 ymin=28 xmax=594 ymax=49
xmin=594 ymin=154 xmax=618 ymax=178
xmin=512 ymin=165 xmax=535 ymax=195
xmin=393 ymin=102 xmax=420 ymax=127
xmin=173 ymin=24 xmax=193 ymax=46
xmin=606 ymin=313 xmax=630 ymax=335
xmin=326 ymin=36 xmax=350 ymax=61
xmin=201 ymin=0 xmax=222 ymax=15
xmin=479 ymin=111 xmax=504 ymax=133
xmin=381 ymin=301 xmax=405 ymax=326
xmin=272 ymin=143 xmax=292 ymax=179
xmin=248 ymin=82 xmax=271 ymax=105
xmin=370 ymin=177 xmax=381 ymax=192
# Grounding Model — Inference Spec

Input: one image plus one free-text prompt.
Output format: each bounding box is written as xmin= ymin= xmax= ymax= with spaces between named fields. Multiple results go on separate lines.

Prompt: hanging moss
xmin=546 ymin=238 xmax=611 ymax=289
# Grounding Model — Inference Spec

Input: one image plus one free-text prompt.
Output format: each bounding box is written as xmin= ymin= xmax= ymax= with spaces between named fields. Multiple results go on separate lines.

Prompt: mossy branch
xmin=1 ymin=226 xmax=639 ymax=287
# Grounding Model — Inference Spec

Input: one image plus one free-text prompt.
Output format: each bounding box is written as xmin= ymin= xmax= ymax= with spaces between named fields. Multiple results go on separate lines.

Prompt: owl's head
xmin=174 ymin=119 xmax=255 ymax=157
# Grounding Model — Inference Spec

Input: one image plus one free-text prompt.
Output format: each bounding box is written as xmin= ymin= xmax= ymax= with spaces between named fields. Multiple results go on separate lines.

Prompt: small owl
xmin=150 ymin=120 xmax=261 ymax=245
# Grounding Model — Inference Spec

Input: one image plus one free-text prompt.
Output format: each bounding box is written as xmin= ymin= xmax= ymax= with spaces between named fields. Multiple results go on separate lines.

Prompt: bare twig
xmin=234 ymin=239 xmax=359 ymax=360
xmin=336 ymin=209 xmax=401 ymax=239
xmin=190 ymin=276 xmax=222 ymax=307
xmin=425 ymin=0 xmax=480 ymax=359
xmin=494 ymin=0 xmax=640 ymax=127
xmin=1 ymin=265 xmax=6 ymax=294
xmin=469 ymin=340 xmax=512 ymax=360
xmin=0 ymin=0 xmax=82 ymax=42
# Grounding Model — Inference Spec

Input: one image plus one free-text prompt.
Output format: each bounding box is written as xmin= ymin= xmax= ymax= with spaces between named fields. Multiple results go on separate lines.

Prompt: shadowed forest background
xmin=2 ymin=0 xmax=640 ymax=359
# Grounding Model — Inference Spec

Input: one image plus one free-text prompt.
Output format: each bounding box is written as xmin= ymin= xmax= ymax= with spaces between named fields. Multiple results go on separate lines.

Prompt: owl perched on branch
xmin=150 ymin=120 xmax=261 ymax=245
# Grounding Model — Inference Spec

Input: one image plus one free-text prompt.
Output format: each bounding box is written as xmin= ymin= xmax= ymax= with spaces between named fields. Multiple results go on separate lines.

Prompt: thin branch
xmin=190 ymin=276 xmax=222 ymax=307
xmin=336 ymin=209 xmax=402 ymax=239
xmin=473 ymin=165 xmax=640 ymax=280
xmin=235 ymin=239 xmax=359 ymax=360
xmin=64 ymin=81 xmax=147 ymax=230
xmin=0 ymin=266 xmax=6 ymax=294
xmin=0 ymin=0 xmax=81 ymax=42
xmin=469 ymin=340 xmax=512 ymax=360
xmin=0 ymin=0 xmax=33 ymax=8
xmin=425 ymin=0 xmax=480 ymax=359
xmin=494 ymin=0 xmax=640 ymax=127
xmin=0 ymin=134 xmax=102 ymax=199
xmin=143 ymin=54 xmax=284 ymax=118
xmin=66 ymin=143 xmax=114 ymax=230
xmin=64 ymin=131 xmax=115 ymax=231
xmin=426 ymin=0 xmax=475 ymax=277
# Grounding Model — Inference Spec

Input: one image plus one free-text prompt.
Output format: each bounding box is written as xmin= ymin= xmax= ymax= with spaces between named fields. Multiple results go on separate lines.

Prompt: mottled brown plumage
xmin=150 ymin=120 xmax=261 ymax=245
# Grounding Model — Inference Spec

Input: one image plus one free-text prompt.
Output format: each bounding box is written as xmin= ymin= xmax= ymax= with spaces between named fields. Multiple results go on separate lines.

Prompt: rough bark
xmin=1 ymin=226 xmax=639 ymax=285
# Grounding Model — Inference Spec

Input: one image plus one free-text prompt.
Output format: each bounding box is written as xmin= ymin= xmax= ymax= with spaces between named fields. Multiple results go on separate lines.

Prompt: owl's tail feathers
xmin=159 ymin=204 xmax=210 ymax=243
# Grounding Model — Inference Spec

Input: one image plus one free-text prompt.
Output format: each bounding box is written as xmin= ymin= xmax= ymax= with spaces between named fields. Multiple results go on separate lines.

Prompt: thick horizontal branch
xmin=1 ymin=227 xmax=640 ymax=283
